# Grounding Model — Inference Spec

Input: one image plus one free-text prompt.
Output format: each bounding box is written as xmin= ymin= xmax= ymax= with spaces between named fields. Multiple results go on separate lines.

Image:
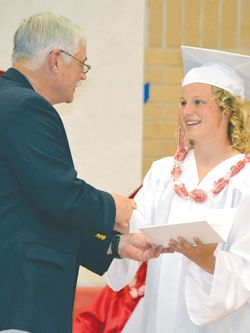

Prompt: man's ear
xmin=48 ymin=50 xmax=61 ymax=73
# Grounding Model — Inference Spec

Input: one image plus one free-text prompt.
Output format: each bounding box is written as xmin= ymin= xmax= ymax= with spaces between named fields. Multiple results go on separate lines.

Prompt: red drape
xmin=73 ymin=262 xmax=147 ymax=333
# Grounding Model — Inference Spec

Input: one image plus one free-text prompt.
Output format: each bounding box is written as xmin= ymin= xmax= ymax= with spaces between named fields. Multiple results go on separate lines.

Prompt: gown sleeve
xmin=106 ymin=202 xmax=143 ymax=290
xmin=185 ymin=178 xmax=250 ymax=325
xmin=107 ymin=163 xmax=157 ymax=291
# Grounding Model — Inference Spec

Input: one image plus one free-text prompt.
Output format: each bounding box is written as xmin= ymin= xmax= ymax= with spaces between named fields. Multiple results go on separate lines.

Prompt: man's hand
xmin=111 ymin=193 xmax=137 ymax=233
xmin=118 ymin=233 xmax=171 ymax=262
xmin=168 ymin=237 xmax=217 ymax=274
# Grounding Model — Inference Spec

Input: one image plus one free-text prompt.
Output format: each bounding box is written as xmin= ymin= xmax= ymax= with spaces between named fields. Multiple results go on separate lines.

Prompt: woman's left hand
xmin=168 ymin=237 xmax=217 ymax=274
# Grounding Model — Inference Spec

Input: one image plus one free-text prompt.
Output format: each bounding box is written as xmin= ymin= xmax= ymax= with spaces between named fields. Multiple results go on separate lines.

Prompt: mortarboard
xmin=181 ymin=45 xmax=250 ymax=100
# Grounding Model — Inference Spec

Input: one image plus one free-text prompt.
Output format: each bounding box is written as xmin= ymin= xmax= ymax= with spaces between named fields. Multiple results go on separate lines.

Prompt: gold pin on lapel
xmin=95 ymin=233 xmax=107 ymax=240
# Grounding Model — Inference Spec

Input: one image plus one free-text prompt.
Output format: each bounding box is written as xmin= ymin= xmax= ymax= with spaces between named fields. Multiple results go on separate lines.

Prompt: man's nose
xmin=81 ymin=72 xmax=87 ymax=80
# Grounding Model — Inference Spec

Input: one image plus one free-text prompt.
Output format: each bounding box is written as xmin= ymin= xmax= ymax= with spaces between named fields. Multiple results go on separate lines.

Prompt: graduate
xmin=107 ymin=46 xmax=250 ymax=333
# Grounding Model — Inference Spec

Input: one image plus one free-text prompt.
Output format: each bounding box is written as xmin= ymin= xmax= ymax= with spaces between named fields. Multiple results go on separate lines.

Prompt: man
xmin=0 ymin=12 xmax=162 ymax=333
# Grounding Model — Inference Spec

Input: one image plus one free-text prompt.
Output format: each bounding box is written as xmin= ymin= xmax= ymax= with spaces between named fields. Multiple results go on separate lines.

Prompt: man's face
xmin=56 ymin=45 xmax=87 ymax=104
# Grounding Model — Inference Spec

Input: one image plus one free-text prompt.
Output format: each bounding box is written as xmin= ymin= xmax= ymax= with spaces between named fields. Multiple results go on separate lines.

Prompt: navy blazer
xmin=0 ymin=68 xmax=116 ymax=333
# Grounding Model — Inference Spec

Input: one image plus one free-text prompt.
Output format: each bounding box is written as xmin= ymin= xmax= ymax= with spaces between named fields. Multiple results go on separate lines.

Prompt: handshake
xmin=110 ymin=193 xmax=171 ymax=262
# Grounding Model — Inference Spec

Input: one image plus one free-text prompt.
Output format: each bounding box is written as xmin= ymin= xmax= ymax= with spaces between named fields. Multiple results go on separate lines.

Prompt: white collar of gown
xmin=179 ymin=150 xmax=245 ymax=192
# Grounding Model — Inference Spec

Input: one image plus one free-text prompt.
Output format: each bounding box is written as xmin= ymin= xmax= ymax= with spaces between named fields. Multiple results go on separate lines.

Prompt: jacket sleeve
xmin=78 ymin=228 xmax=115 ymax=275
xmin=1 ymin=94 xmax=116 ymax=238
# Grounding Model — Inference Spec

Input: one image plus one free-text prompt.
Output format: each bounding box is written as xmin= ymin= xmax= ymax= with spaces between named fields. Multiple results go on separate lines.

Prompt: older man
xmin=0 ymin=12 xmax=162 ymax=333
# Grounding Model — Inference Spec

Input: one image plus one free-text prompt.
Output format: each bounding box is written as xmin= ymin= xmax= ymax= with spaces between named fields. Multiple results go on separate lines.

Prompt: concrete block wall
xmin=143 ymin=0 xmax=250 ymax=176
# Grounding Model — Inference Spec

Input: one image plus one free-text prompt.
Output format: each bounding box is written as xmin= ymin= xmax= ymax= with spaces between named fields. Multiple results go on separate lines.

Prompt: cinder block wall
xmin=143 ymin=0 xmax=250 ymax=176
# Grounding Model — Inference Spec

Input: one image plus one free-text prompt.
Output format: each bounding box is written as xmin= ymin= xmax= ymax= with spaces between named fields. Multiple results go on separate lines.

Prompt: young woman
xmin=107 ymin=46 xmax=250 ymax=333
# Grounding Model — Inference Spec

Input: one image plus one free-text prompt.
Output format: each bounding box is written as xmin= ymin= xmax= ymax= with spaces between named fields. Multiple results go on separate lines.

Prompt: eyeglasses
xmin=59 ymin=49 xmax=91 ymax=74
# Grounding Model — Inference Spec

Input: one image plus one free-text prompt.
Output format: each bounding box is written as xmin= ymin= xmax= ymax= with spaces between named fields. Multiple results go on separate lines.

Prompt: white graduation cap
xmin=181 ymin=45 xmax=250 ymax=100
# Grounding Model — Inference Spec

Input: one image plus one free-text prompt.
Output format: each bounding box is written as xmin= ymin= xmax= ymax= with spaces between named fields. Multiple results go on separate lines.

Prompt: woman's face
xmin=179 ymin=83 xmax=230 ymax=145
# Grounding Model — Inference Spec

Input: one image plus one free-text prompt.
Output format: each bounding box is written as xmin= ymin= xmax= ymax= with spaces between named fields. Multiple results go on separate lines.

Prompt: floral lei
xmin=171 ymin=130 xmax=250 ymax=203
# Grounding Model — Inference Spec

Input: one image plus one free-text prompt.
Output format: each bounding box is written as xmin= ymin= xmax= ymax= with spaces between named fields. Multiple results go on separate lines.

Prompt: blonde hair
xmin=212 ymin=87 xmax=249 ymax=153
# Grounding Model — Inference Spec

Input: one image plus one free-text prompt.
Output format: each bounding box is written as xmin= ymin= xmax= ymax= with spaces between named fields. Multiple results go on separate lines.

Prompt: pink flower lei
xmin=171 ymin=129 xmax=250 ymax=203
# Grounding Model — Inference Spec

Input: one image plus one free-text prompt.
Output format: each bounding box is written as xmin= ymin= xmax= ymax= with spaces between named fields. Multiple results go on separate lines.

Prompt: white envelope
xmin=139 ymin=221 xmax=224 ymax=246
xmin=138 ymin=208 xmax=238 ymax=246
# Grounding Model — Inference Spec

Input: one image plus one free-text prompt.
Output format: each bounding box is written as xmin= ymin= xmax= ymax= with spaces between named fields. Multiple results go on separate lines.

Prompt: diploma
xmin=138 ymin=208 xmax=238 ymax=246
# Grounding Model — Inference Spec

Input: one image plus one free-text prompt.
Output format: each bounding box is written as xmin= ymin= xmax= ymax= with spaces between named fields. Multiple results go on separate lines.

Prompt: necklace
xmin=171 ymin=130 xmax=250 ymax=203
xmin=171 ymin=151 xmax=250 ymax=203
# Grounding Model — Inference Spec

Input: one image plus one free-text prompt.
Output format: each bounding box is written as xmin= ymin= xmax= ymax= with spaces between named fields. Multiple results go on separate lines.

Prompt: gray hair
xmin=12 ymin=12 xmax=86 ymax=70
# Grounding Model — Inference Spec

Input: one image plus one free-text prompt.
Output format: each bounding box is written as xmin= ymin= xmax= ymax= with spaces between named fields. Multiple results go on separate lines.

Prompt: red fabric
xmin=73 ymin=262 xmax=147 ymax=333
xmin=128 ymin=185 xmax=142 ymax=199
xmin=0 ymin=70 xmax=5 ymax=76
xmin=73 ymin=287 xmax=103 ymax=319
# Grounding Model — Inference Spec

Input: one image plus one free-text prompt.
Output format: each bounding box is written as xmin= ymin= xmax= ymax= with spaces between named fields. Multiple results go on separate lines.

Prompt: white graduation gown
xmin=107 ymin=150 xmax=250 ymax=333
